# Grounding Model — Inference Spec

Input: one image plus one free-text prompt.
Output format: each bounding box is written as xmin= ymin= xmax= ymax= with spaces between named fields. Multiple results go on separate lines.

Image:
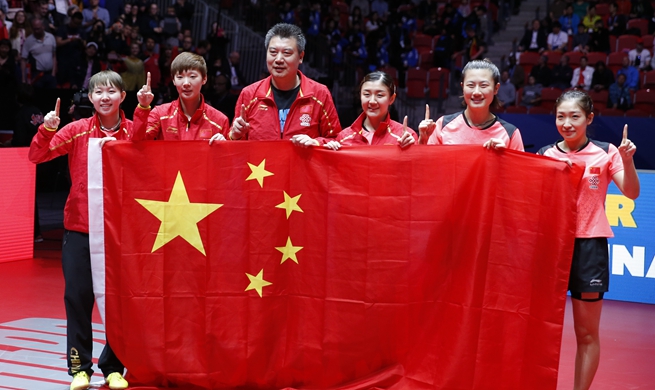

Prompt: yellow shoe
xmin=69 ymin=371 xmax=90 ymax=390
xmin=106 ymin=372 xmax=129 ymax=390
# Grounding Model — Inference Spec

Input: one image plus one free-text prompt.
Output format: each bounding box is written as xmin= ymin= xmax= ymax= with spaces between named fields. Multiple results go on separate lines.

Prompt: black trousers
xmin=62 ymin=230 xmax=124 ymax=377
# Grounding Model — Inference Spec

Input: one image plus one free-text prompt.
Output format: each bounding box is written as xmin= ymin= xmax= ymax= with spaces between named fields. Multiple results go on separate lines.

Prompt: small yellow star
xmin=275 ymin=237 xmax=303 ymax=264
xmin=246 ymin=159 xmax=274 ymax=187
xmin=245 ymin=269 xmax=272 ymax=297
xmin=275 ymin=191 xmax=304 ymax=219
xmin=135 ymin=172 xmax=222 ymax=256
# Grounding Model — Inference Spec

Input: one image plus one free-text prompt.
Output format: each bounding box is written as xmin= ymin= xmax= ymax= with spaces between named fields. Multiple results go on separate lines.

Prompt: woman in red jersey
xmin=323 ymin=70 xmax=415 ymax=150
xmin=418 ymin=59 xmax=524 ymax=151
xmin=538 ymin=90 xmax=640 ymax=390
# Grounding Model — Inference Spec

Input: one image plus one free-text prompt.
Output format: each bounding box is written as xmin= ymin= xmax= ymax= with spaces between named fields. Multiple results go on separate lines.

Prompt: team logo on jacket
xmin=299 ymin=114 xmax=311 ymax=127
xmin=588 ymin=166 xmax=600 ymax=190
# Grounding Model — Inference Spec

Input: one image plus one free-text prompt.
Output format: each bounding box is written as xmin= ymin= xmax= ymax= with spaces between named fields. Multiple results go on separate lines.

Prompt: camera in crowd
xmin=72 ymin=89 xmax=94 ymax=119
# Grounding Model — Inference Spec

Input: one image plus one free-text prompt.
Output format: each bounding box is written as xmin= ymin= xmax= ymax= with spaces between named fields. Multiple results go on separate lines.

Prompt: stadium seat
xmin=378 ymin=65 xmax=399 ymax=87
xmin=642 ymin=70 xmax=655 ymax=89
xmin=597 ymin=107 xmax=625 ymax=116
xmin=505 ymin=105 xmax=528 ymax=114
xmin=540 ymin=87 xmax=563 ymax=111
xmin=627 ymin=19 xmax=649 ymax=36
xmin=588 ymin=89 xmax=609 ymax=109
xmin=428 ymin=67 xmax=450 ymax=99
xmin=633 ymin=88 xmax=655 ymax=112
xmin=413 ymin=34 xmax=434 ymax=53
xmin=617 ymin=35 xmax=639 ymax=52
xmin=563 ymin=51 xmax=583 ymax=67
xmin=625 ymin=108 xmax=650 ymax=117
xmin=419 ymin=51 xmax=434 ymax=70
xmin=607 ymin=52 xmax=627 ymax=73
xmin=528 ymin=106 xmax=551 ymax=114
xmin=586 ymin=52 xmax=607 ymax=66
xmin=405 ymin=68 xmax=428 ymax=99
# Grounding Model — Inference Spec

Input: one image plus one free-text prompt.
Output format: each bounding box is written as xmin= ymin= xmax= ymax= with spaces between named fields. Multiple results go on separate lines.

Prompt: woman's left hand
xmin=290 ymin=134 xmax=320 ymax=147
xmin=618 ymin=124 xmax=637 ymax=160
xmin=483 ymin=138 xmax=506 ymax=149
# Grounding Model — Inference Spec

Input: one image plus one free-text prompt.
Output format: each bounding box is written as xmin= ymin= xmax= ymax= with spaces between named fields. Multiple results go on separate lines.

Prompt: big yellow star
xmin=246 ymin=159 xmax=274 ymax=187
xmin=245 ymin=269 xmax=272 ymax=297
xmin=275 ymin=237 xmax=303 ymax=264
xmin=135 ymin=172 xmax=222 ymax=256
xmin=275 ymin=191 xmax=304 ymax=219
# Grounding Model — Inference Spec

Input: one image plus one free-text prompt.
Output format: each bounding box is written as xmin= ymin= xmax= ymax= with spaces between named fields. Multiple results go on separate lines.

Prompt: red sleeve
xmin=28 ymin=124 xmax=74 ymax=163
xmin=144 ymin=105 xmax=161 ymax=140
xmin=131 ymin=104 xmax=151 ymax=141
xmin=314 ymin=89 xmax=342 ymax=145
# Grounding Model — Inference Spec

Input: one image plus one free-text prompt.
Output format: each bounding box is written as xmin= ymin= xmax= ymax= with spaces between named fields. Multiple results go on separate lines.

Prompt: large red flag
xmin=88 ymin=141 xmax=582 ymax=389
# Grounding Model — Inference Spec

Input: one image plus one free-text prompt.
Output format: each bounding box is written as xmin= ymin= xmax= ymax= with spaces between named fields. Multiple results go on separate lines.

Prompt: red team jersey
xmin=538 ymin=139 xmax=624 ymax=238
xmin=145 ymin=96 xmax=230 ymax=140
xmin=426 ymin=112 xmax=524 ymax=151
xmin=338 ymin=112 xmax=417 ymax=146
xmin=28 ymin=109 xmax=148 ymax=233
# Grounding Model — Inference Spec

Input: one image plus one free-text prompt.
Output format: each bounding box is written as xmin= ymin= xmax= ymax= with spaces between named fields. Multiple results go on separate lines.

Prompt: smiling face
xmin=266 ymin=35 xmax=303 ymax=84
xmin=88 ymin=82 xmax=126 ymax=118
xmin=555 ymin=99 xmax=593 ymax=148
xmin=461 ymin=68 xmax=499 ymax=110
xmin=173 ymin=69 xmax=207 ymax=101
xmin=360 ymin=79 xmax=395 ymax=123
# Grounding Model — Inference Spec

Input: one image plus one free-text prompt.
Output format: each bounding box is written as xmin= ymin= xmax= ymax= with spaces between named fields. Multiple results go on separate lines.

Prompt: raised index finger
xmin=54 ymin=98 xmax=60 ymax=117
xmin=146 ymin=72 xmax=151 ymax=89
xmin=424 ymin=104 xmax=430 ymax=121
xmin=622 ymin=124 xmax=628 ymax=142
xmin=403 ymin=115 xmax=408 ymax=132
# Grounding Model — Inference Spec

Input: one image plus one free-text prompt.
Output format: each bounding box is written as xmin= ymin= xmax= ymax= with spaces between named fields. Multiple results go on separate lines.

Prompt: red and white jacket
xmin=144 ymin=95 xmax=230 ymax=140
xmin=28 ymin=109 xmax=148 ymax=233
xmin=337 ymin=112 xmax=417 ymax=146
xmin=230 ymin=71 xmax=341 ymax=143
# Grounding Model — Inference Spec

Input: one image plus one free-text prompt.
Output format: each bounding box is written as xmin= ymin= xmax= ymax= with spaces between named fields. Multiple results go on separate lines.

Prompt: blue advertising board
xmin=605 ymin=170 xmax=655 ymax=304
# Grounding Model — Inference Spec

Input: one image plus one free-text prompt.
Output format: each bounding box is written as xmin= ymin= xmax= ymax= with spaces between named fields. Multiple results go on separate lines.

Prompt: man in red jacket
xmin=228 ymin=23 xmax=341 ymax=145
xmin=140 ymin=52 xmax=229 ymax=142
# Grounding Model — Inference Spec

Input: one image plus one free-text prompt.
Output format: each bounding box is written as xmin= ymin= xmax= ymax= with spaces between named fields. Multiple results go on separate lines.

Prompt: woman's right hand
xmin=43 ymin=98 xmax=61 ymax=130
xmin=323 ymin=140 xmax=341 ymax=150
xmin=229 ymin=104 xmax=250 ymax=140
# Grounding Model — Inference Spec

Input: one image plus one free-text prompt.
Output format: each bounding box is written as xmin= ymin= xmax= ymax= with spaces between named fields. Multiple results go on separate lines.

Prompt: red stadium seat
xmin=597 ymin=107 xmax=625 ymax=116
xmin=428 ymin=67 xmax=450 ymax=99
xmin=607 ymin=52 xmax=628 ymax=73
xmin=540 ymin=87 xmax=563 ymax=111
xmin=419 ymin=51 xmax=434 ymax=70
xmin=633 ymin=88 xmax=655 ymax=112
xmin=563 ymin=51 xmax=583 ymax=67
xmin=413 ymin=33 xmax=434 ymax=53
xmin=617 ymin=34 xmax=639 ymax=52
xmin=627 ymin=19 xmax=649 ymax=36
xmin=405 ymin=68 xmax=428 ymax=99
xmin=378 ymin=65 xmax=399 ymax=88
xmin=642 ymin=70 xmax=655 ymax=89
xmin=528 ymin=106 xmax=552 ymax=114
xmin=588 ymin=89 xmax=609 ymax=109
xmin=586 ymin=52 xmax=607 ymax=66
xmin=505 ymin=105 xmax=528 ymax=114
xmin=547 ymin=51 xmax=562 ymax=67
xmin=625 ymin=108 xmax=650 ymax=117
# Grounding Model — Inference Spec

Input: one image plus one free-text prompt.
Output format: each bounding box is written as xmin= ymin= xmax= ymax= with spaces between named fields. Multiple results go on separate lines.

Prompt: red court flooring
xmin=1 ymin=230 xmax=654 ymax=389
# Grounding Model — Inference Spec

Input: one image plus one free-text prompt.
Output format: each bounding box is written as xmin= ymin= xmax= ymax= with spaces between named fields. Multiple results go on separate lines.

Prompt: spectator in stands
xmin=371 ymin=0 xmax=389 ymax=22
xmin=140 ymin=2 xmax=163 ymax=41
xmin=572 ymin=0 xmax=589 ymax=20
xmin=174 ymin=0 xmax=194 ymax=31
xmin=505 ymin=54 xmax=526 ymax=89
xmin=106 ymin=21 xmax=129 ymax=56
xmin=617 ymin=55 xmax=639 ymax=90
xmin=497 ymin=69 xmax=516 ymax=108
xmin=86 ymin=19 xmax=107 ymax=54
xmin=228 ymin=23 xmax=341 ymax=144
xmin=366 ymin=10 xmax=381 ymax=33
xmin=207 ymin=73 xmax=236 ymax=122
xmin=607 ymin=2 xmax=627 ymax=36
xmin=520 ymin=75 xmax=542 ymax=107
xmin=161 ymin=6 xmax=181 ymax=46
xmin=125 ymin=3 xmax=140 ymax=27
xmin=82 ymin=0 xmax=110 ymax=34
xmin=21 ymin=18 xmax=57 ymax=88
xmin=0 ymin=0 xmax=6 ymax=16
xmin=629 ymin=38 xmax=651 ymax=70
xmin=9 ymin=10 xmax=31 ymax=58
xmin=141 ymin=37 xmax=160 ymax=91
xmin=432 ymin=30 xmax=455 ymax=69
xmin=0 ymin=9 xmax=9 ymax=41
xmin=519 ymin=19 xmax=547 ymax=53
xmin=591 ymin=61 xmax=615 ymax=92
xmin=459 ymin=25 xmax=486 ymax=62
xmin=122 ymin=42 xmax=145 ymax=92
xmin=572 ymin=23 xmax=590 ymax=52
xmin=77 ymin=42 xmax=106 ymax=89
xmin=560 ymin=5 xmax=581 ymax=36
xmin=582 ymin=5 xmax=601 ymax=33
xmin=55 ymin=11 xmax=84 ymax=88
xmin=350 ymin=0 xmax=369 ymax=18
xmin=0 ymin=38 xmax=17 ymax=130
xmin=225 ymin=50 xmax=245 ymax=91
xmin=36 ymin=0 xmax=64 ymax=34
xmin=207 ymin=21 xmax=228 ymax=64
xmin=547 ymin=21 xmax=569 ymax=52
xmin=530 ymin=55 xmax=552 ymax=87
xmin=550 ymin=0 xmax=568 ymax=20
xmin=608 ymin=73 xmax=633 ymax=110
xmin=571 ymin=55 xmax=594 ymax=90
xmin=400 ymin=37 xmax=419 ymax=69
xmin=552 ymin=54 xmax=574 ymax=89
xmin=630 ymin=0 xmax=653 ymax=19
xmin=588 ymin=19 xmax=611 ymax=53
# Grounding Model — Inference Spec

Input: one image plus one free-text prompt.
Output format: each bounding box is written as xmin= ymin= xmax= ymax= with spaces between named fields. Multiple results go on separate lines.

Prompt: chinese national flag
xmin=88 ymin=141 xmax=582 ymax=389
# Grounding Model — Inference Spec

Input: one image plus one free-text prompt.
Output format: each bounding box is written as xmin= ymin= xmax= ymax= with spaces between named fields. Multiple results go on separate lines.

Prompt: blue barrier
xmin=606 ymin=171 xmax=655 ymax=304
xmin=499 ymin=114 xmax=655 ymax=170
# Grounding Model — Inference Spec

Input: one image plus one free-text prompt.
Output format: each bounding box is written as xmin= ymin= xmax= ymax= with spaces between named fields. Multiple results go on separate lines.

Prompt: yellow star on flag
xmin=246 ymin=159 xmax=274 ymax=187
xmin=245 ymin=269 xmax=272 ymax=297
xmin=275 ymin=191 xmax=304 ymax=219
xmin=275 ymin=237 xmax=303 ymax=264
xmin=136 ymin=172 xmax=222 ymax=256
